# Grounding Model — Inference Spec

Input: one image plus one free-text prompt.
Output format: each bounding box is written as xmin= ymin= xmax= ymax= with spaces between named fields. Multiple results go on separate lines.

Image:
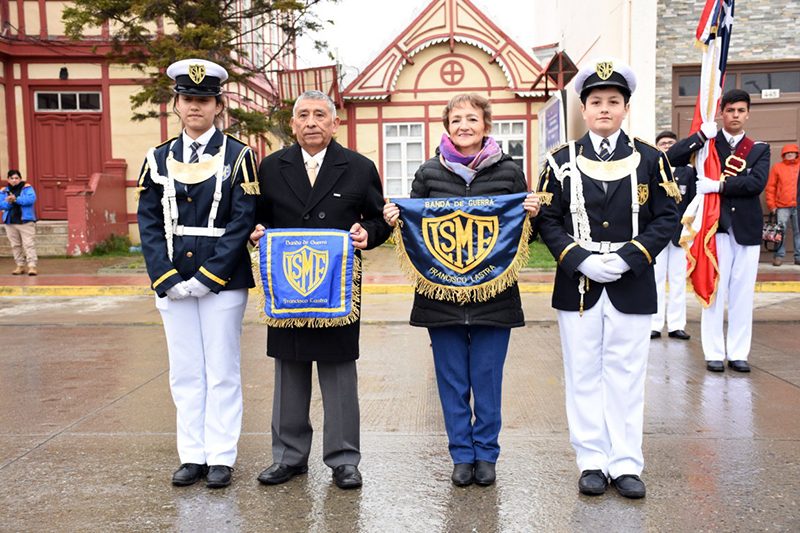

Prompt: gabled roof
xmin=343 ymin=0 xmax=551 ymax=100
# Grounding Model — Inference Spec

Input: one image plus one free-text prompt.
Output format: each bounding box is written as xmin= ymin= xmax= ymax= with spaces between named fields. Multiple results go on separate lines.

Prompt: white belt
xmin=174 ymin=225 xmax=226 ymax=237
xmin=579 ymin=240 xmax=626 ymax=254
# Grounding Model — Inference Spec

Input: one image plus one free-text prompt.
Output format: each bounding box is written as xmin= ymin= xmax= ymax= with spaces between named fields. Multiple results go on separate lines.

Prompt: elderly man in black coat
xmin=250 ymin=90 xmax=391 ymax=489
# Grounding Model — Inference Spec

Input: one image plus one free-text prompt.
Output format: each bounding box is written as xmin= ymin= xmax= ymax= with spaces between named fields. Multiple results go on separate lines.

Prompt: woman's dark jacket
xmin=408 ymin=152 xmax=528 ymax=329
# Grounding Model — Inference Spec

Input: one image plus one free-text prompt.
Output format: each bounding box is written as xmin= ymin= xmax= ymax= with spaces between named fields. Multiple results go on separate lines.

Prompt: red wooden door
xmin=32 ymin=112 xmax=103 ymax=219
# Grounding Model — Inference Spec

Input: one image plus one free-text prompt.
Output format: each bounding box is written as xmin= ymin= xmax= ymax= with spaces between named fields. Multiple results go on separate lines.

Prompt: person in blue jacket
xmin=1 ymin=169 xmax=38 ymax=275
xmin=137 ymin=58 xmax=259 ymax=489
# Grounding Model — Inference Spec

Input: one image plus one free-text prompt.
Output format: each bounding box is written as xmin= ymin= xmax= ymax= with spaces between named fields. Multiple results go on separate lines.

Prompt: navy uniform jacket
xmin=669 ymin=165 xmax=696 ymax=246
xmin=536 ymin=131 xmax=680 ymax=314
xmin=255 ymin=140 xmax=392 ymax=362
xmin=667 ymin=131 xmax=770 ymax=246
xmin=137 ymin=129 xmax=258 ymax=296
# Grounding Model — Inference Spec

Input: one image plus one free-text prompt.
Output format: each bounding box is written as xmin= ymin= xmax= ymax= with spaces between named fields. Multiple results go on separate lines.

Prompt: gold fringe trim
xmin=679 ymin=214 xmax=720 ymax=309
xmin=241 ymin=181 xmax=260 ymax=195
xmin=250 ymin=247 xmax=362 ymax=327
xmin=392 ymin=216 xmax=533 ymax=304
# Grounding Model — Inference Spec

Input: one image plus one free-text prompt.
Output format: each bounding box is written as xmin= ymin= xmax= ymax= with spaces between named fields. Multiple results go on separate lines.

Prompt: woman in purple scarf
xmin=384 ymin=93 xmax=540 ymax=486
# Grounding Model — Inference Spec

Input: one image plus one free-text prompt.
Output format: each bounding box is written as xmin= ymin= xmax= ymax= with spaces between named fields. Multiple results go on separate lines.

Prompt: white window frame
xmin=493 ymin=120 xmax=526 ymax=170
xmin=383 ymin=122 xmax=425 ymax=198
xmin=34 ymin=91 xmax=103 ymax=113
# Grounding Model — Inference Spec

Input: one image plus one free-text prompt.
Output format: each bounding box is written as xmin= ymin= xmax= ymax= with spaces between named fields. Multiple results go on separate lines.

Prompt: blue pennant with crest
xmin=392 ymin=192 xmax=531 ymax=303
xmin=253 ymin=229 xmax=360 ymax=327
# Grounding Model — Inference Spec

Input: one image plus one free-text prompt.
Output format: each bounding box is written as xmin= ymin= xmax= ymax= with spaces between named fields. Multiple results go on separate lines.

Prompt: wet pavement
xmin=1 ymin=285 xmax=799 ymax=532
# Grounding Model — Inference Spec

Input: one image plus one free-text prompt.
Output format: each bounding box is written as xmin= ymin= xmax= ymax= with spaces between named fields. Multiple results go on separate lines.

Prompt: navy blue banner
xmin=254 ymin=229 xmax=359 ymax=327
xmin=393 ymin=192 xmax=531 ymax=302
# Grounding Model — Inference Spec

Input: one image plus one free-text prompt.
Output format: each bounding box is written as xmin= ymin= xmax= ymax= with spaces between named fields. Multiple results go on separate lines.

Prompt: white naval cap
xmin=573 ymin=57 xmax=637 ymax=99
xmin=166 ymin=58 xmax=229 ymax=96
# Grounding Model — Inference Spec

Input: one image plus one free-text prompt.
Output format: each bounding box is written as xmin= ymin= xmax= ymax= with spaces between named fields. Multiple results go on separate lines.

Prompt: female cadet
xmin=384 ymin=93 xmax=540 ymax=487
xmin=137 ymin=59 xmax=259 ymax=489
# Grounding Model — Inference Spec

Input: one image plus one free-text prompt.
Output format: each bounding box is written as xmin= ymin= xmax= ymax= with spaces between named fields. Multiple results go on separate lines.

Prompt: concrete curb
xmin=2 ymin=281 xmax=799 ymax=297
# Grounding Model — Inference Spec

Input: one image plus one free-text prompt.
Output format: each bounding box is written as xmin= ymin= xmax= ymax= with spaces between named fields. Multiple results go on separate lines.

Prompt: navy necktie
xmin=189 ymin=141 xmax=201 ymax=164
xmin=598 ymin=138 xmax=612 ymax=161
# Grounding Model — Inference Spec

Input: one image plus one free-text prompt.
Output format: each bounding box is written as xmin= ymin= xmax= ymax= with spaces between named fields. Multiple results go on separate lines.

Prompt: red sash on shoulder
xmin=722 ymin=137 xmax=754 ymax=177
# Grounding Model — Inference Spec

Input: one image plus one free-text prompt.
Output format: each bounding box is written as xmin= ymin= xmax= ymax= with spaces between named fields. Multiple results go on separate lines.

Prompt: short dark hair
xmin=7 ymin=169 xmax=21 ymax=179
xmin=655 ymin=130 xmax=677 ymax=143
xmin=720 ymin=89 xmax=750 ymax=110
xmin=579 ymin=86 xmax=631 ymax=106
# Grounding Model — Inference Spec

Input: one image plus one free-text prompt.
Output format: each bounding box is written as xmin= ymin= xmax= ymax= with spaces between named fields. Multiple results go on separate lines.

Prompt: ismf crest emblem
xmin=596 ymin=61 xmax=614 ymax=81
xmin=188 ymin=63 xmax=206 ymax=85
xmin=422 ymin=211 xmax=499 ymax=275
xmin=283 ymin=246 xmax=328 ymax=297
xmin=637 ymin=184 xmax=649 ymax=205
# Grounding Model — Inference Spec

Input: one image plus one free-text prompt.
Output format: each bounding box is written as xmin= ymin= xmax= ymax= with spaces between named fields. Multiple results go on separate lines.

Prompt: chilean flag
xmin=680 ymin=0 xmax=735 ymax=307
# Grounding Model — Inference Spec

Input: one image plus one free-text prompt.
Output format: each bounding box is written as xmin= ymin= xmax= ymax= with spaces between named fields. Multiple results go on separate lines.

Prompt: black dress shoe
xmin=332 ymin=464 xmax=362 ymax=489
xmin=206 ymin=465 xmax=233 ymax=488
xmin=668 ymin=329 xmax=691 ymax=340
xmin=578 ymin=469 xmax=608 ymax=495
xmin=650 ymin=330 xmax=661 ymax=339
xmin=706 ymin=360 xmax=724 ymax=372
xmin=727 ymin=360 xmax=751 ymax=373
xmin=451 ymin=463 xmax=474 ymax=486
xmin=257 ymin=463 xmax=308 ymax=485
xmin=474 ymin=460 xmax=496 ymax=486
xmin=612 ymin=474 xmax=646 ymax=498
xmin=172 ymin=463 xmax=207 ymax=486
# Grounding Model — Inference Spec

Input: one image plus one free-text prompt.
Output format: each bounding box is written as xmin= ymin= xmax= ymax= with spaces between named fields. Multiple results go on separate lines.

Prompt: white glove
xmin=696 ymin=177 xmax=721 ymax=194
xmin=577 ymin=254 xmax=622 ymax=284
xmin=700 ymin=121 xmax=717 ymax=140
xmin=186 ymin=277 xmax=211 ymax=298
xmin=602 ymin=253 xmax=631 ymax=274
xmin=166 ymin=281 xmax=191 ymax=300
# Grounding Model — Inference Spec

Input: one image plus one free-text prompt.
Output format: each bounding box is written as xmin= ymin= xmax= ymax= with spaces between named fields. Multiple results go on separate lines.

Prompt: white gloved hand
xmin=696 ymin=177 xmax=721 ymax=194
xmin=186 ymin=277 xmax=211 ymax=298
xmin=577 ymin=254 xmax=622 ymax=284
xmin=700 ymin=121 xmax=717 ymax=141
xmin=602 ymin=253 xmax=631 ymax=274
xmin=166 ymin=281 xmax=191 ymax=300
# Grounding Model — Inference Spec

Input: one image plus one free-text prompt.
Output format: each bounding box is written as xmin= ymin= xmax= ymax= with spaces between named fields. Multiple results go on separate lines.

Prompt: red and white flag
xmin=680 ymin=0 xmax=735 ymax=307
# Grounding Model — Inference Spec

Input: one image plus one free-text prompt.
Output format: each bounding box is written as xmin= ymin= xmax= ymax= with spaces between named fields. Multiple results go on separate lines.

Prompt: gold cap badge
xmin=188 ymin=64 xmax=206 ymax=85
xmin=596 ymin=61 xmax=614 ymax=81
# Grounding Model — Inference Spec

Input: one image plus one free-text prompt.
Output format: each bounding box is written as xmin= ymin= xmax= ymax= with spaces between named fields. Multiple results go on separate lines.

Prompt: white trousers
xmin=651 ymin=242 xmax=688 ymax=332
xmin=701 ymin=233 xmax=759 ymax=362
xmin=557 ymin=290 xmax=650 ymax=478
xmin=156 ymin=288 xmax=248 ymax=466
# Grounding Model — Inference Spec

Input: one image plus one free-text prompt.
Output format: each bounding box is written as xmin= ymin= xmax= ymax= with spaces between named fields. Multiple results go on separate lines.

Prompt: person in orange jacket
xmin=765 ymin=143 xmax=799 ymax=266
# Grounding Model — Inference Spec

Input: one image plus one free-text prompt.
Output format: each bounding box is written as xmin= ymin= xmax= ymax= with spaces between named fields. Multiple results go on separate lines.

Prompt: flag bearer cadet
xmin=536 ymin=58 xmax=680 ymax=499
xmin=667 ymin=89 xmax=770 ymax=374
xmin=137 ymin=58 xmax=259 ymax=489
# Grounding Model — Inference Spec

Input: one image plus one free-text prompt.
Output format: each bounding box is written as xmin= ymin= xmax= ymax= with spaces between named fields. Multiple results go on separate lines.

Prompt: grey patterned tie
xmin=189 ymin=141 xmax=201 ymax=164
xmin=598 ymin=138 xmax=612 ymax=161
xmin=729 ymin=137 xmax=737 ymax=150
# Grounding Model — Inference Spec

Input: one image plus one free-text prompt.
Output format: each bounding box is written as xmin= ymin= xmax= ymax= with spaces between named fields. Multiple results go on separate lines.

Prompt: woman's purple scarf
xmin=439 ymin=134 xmax=503 ymax=184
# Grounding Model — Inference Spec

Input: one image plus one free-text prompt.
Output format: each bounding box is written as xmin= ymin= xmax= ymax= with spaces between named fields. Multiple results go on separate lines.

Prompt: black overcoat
xmin=255 ymin=140 xmax=392 ymax=362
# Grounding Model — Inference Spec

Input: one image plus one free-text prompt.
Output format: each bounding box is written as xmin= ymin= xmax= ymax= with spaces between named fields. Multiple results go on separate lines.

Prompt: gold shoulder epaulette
xmin=657 ymin=155 xmax=682 ymax=203
xmin=634 ymin=137 xmax=659 ymax=151
xmin=154 ymin=136 xmax=178 ymax=150
xmin=225 ymin=132 xmax=248 ymax=146
xmin=549 ymin=142 xmax=569 ymax=155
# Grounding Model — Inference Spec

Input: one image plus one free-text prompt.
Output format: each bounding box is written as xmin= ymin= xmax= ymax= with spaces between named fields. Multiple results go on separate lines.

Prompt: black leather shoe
xmin=578 ymin=469 xmax=608 ymax=495
xmin=706 ymin=360 xmax=724 ymax=372
xmin=206 ymin=465 xmax=233 ymax=488
xmin=650 ymin=330 xmax=661 ymax=339
xmin=332 ymin=464 xmax=362 ymax=489
xmin=612 ymin=474 xmax=646 ymax=498
xmin=727 ymin=360 xmax=751 ymax=373
xmin=257 ymin=463 xmax=308 ymax=485
xmin=172 ymin=463 xmax=207 ymax=486
xmin=451 ymin=463 xmax=474 ymax=486
xmin=668 ymin=329 xmax=691 ymax=340
xmin=474 ymin=460 xmax=496 ymax=486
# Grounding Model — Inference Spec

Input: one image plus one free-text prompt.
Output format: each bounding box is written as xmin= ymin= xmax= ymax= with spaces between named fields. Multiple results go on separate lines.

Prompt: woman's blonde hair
xmin=441 ymin=93 xmax=492 ymax=133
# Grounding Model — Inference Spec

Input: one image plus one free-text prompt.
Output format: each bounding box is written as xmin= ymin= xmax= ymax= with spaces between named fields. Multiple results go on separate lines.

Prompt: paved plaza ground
xmin=1 ymin=280 xmax=799 ymax=531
